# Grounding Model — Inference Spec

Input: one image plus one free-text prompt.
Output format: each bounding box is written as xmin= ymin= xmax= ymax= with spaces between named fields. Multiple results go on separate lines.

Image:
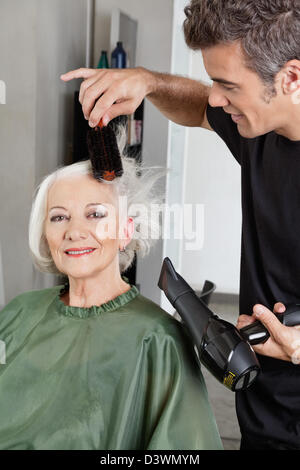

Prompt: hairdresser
xmin=62 ymin=0 xmax=300 ymax=451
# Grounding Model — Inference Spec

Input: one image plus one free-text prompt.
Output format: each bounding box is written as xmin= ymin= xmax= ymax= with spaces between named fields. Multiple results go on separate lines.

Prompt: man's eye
xmin=222 ymin=85 xmax=235 ymax=91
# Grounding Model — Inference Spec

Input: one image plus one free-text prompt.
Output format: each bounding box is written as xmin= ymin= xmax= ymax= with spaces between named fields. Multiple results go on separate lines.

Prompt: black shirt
xmin=207 ymin=103 xmax=300 ymax=449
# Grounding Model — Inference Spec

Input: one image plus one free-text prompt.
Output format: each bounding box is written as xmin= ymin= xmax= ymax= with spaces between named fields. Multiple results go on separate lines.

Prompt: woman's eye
xmin=88 ymin=211 xmax=107 ymax=219
xmin=50 ymin=215 xmax=67 ymax=222
xmin=50 ymin=212 xmax=106 ymax=222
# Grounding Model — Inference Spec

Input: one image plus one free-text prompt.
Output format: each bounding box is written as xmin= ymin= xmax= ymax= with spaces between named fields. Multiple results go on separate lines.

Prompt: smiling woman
xmin=44 ymin=174 xmax=130 ymax=307
xmin=0 ymin=127 xmax=222 ymax=451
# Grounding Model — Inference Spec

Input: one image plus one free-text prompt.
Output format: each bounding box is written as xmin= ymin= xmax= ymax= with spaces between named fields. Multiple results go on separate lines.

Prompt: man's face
xmin=202 ymin=42 xmax=287 ymax=139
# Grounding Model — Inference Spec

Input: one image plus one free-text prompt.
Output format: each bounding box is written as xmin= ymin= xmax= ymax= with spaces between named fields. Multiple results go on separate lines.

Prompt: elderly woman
xmin=0 ymin=132 xmax=222 ymax=450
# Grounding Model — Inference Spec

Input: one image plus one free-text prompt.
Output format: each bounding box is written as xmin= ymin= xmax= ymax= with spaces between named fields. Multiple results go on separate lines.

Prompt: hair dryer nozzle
xmin=158 ymin=257 xmax=193 ymax=304
xmin=158 ymin=258 xmax=215 ymax=347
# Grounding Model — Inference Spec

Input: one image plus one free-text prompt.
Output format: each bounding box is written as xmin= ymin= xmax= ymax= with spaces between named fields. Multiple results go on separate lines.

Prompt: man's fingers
xmin=88 ymin=101 xmax=128 ymax=128
xmin=88 ymin=87 xmax=138 ymax=127
xmin=81 ymin=78 xmax=115 ymax=121
xmin=236 ymin=314 xmax=257 ymax=330
xmin=60 ymin=68 xmax=97 ymax=82
xmin=102 ymin=100 xmax=138 ymax=125
xmin=79 ymin=75 xmax=102 ymax=106
xmin=273 ymin=302 xmax=286 ymax=314
xmin=253 ymin=304 xmax=287 ymax=343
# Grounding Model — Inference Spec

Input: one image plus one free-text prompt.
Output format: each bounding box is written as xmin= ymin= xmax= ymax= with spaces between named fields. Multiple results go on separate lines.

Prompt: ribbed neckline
xmin=54 ymin=280 xmax=139 ymax=319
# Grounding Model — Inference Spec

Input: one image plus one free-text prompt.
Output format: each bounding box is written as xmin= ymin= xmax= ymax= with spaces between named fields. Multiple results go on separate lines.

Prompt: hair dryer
xmin=158 ymin=258 xmax=300 ymax=392
xmin=158 ymin=258 xmax=260 ymax=391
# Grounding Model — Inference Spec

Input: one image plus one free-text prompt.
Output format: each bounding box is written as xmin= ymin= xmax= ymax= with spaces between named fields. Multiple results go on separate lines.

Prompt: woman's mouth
xmin=64 ymin=248 xmax=96 ymax=258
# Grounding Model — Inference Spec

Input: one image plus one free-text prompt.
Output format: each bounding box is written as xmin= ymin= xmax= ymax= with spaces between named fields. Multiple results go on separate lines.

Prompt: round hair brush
xmin=87 ymin=119 xmax=124 ymax=181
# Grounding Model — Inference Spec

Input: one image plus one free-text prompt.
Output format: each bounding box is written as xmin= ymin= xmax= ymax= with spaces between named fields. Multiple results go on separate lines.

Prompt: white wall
xmin=160 ymin=0 xmax=192 ymax=314
xmin=94 ymin=0 xmax=174 ymax=303
xmin=181 ymin=51 xmax=242 ymax=294
xmin=0 ymin=0 xmax=87 ymax=303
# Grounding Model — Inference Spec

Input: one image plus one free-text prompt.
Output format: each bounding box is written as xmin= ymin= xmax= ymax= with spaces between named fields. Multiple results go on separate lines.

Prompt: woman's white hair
xmin=29 ymin=126 xmax=166 ymax=275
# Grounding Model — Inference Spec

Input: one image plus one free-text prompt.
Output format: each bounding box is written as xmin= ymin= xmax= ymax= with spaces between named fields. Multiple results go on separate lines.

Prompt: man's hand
xmin=237 ymin=303 xmax=300 ymax=363
xmin=61 ymin=67 xmax=212 ymax=129
xmin=60 ymin=67 xmax=152 ymax=127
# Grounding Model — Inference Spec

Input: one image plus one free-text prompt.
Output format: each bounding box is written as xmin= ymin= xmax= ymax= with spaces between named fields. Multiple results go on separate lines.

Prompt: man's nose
xmin=208 ymin=84 xmax=230 ymax=108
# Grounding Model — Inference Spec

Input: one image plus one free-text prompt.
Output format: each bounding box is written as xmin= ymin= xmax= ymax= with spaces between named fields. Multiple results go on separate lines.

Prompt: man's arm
xmin=61 ymin=67 xmax=213 ymax=131
xmin=146 ymin=70 xmax=213 ymax=130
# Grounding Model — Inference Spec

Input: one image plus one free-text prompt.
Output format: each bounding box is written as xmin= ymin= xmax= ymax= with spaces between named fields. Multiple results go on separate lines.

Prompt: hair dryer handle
xmin=240 ymin=303 xmax=300 ymax=345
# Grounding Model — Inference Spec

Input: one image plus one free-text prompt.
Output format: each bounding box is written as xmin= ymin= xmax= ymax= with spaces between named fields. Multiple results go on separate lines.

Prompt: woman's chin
xmin=59 ymin=266 xmax=98 ymax=280
xmin=55 ymin=252 xmax=116 ymax=280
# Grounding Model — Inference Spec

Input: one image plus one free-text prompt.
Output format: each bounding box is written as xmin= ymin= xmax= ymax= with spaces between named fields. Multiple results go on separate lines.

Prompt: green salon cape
xmin=0 ymin=282 xmax=222 ymax=450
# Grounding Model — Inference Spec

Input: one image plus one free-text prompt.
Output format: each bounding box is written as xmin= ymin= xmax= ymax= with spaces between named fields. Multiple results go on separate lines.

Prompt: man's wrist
xmin=140 ymin=68 xmax=166 ymax=99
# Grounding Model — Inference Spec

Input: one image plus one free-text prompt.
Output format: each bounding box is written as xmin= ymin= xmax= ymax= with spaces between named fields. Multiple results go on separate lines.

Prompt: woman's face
xmin=44 ymin=174 xmax=131 ymax=279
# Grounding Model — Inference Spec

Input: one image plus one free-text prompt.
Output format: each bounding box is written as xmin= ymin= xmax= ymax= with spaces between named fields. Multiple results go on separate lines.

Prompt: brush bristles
xmin=87 ymin=125 xmax=124 ymax=181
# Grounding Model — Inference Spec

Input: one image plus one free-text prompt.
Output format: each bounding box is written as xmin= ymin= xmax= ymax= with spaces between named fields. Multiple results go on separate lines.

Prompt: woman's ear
xmin=119 ymin=217 xmax=134 ymax=251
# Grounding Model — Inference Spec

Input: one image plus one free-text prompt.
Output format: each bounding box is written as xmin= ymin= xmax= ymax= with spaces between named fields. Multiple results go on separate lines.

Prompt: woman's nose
xmin=208 ymin=84 xmax=230 ymax=108
xmin=64 ymin=221 xmax=89 ymax=241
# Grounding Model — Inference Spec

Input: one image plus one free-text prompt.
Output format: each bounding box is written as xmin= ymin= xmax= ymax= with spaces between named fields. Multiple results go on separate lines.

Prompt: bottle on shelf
xmin=97 ymin=51 xmax=109 ymax=69
xmin=111 ymin=41 xmax=127 ymax=69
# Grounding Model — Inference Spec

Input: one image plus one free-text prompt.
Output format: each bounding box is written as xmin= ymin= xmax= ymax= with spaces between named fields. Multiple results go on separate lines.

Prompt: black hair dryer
xmin=158 ymin=258 xmax=261 ymax=391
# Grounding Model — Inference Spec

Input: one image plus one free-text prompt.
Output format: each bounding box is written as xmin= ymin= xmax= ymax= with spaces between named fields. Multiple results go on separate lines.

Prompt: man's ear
xmin=281 ymin=60 xmax=300 ymax=95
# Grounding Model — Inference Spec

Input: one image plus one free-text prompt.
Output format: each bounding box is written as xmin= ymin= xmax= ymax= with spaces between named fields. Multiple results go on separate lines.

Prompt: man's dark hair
xmin=184 ymin=0 xmax=300 ymax=88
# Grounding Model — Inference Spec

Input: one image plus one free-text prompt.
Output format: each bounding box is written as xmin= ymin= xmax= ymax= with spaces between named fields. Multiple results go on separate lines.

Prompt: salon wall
xmin=0 ymin=0 xmax=86 ymax=303
xmin=181 ymin=51 xmax=242 ymax=295
xmin=0 ymin=1 xmax=36 ymax=306
xmin=93 ymin=0 xmax=173 ymax=303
